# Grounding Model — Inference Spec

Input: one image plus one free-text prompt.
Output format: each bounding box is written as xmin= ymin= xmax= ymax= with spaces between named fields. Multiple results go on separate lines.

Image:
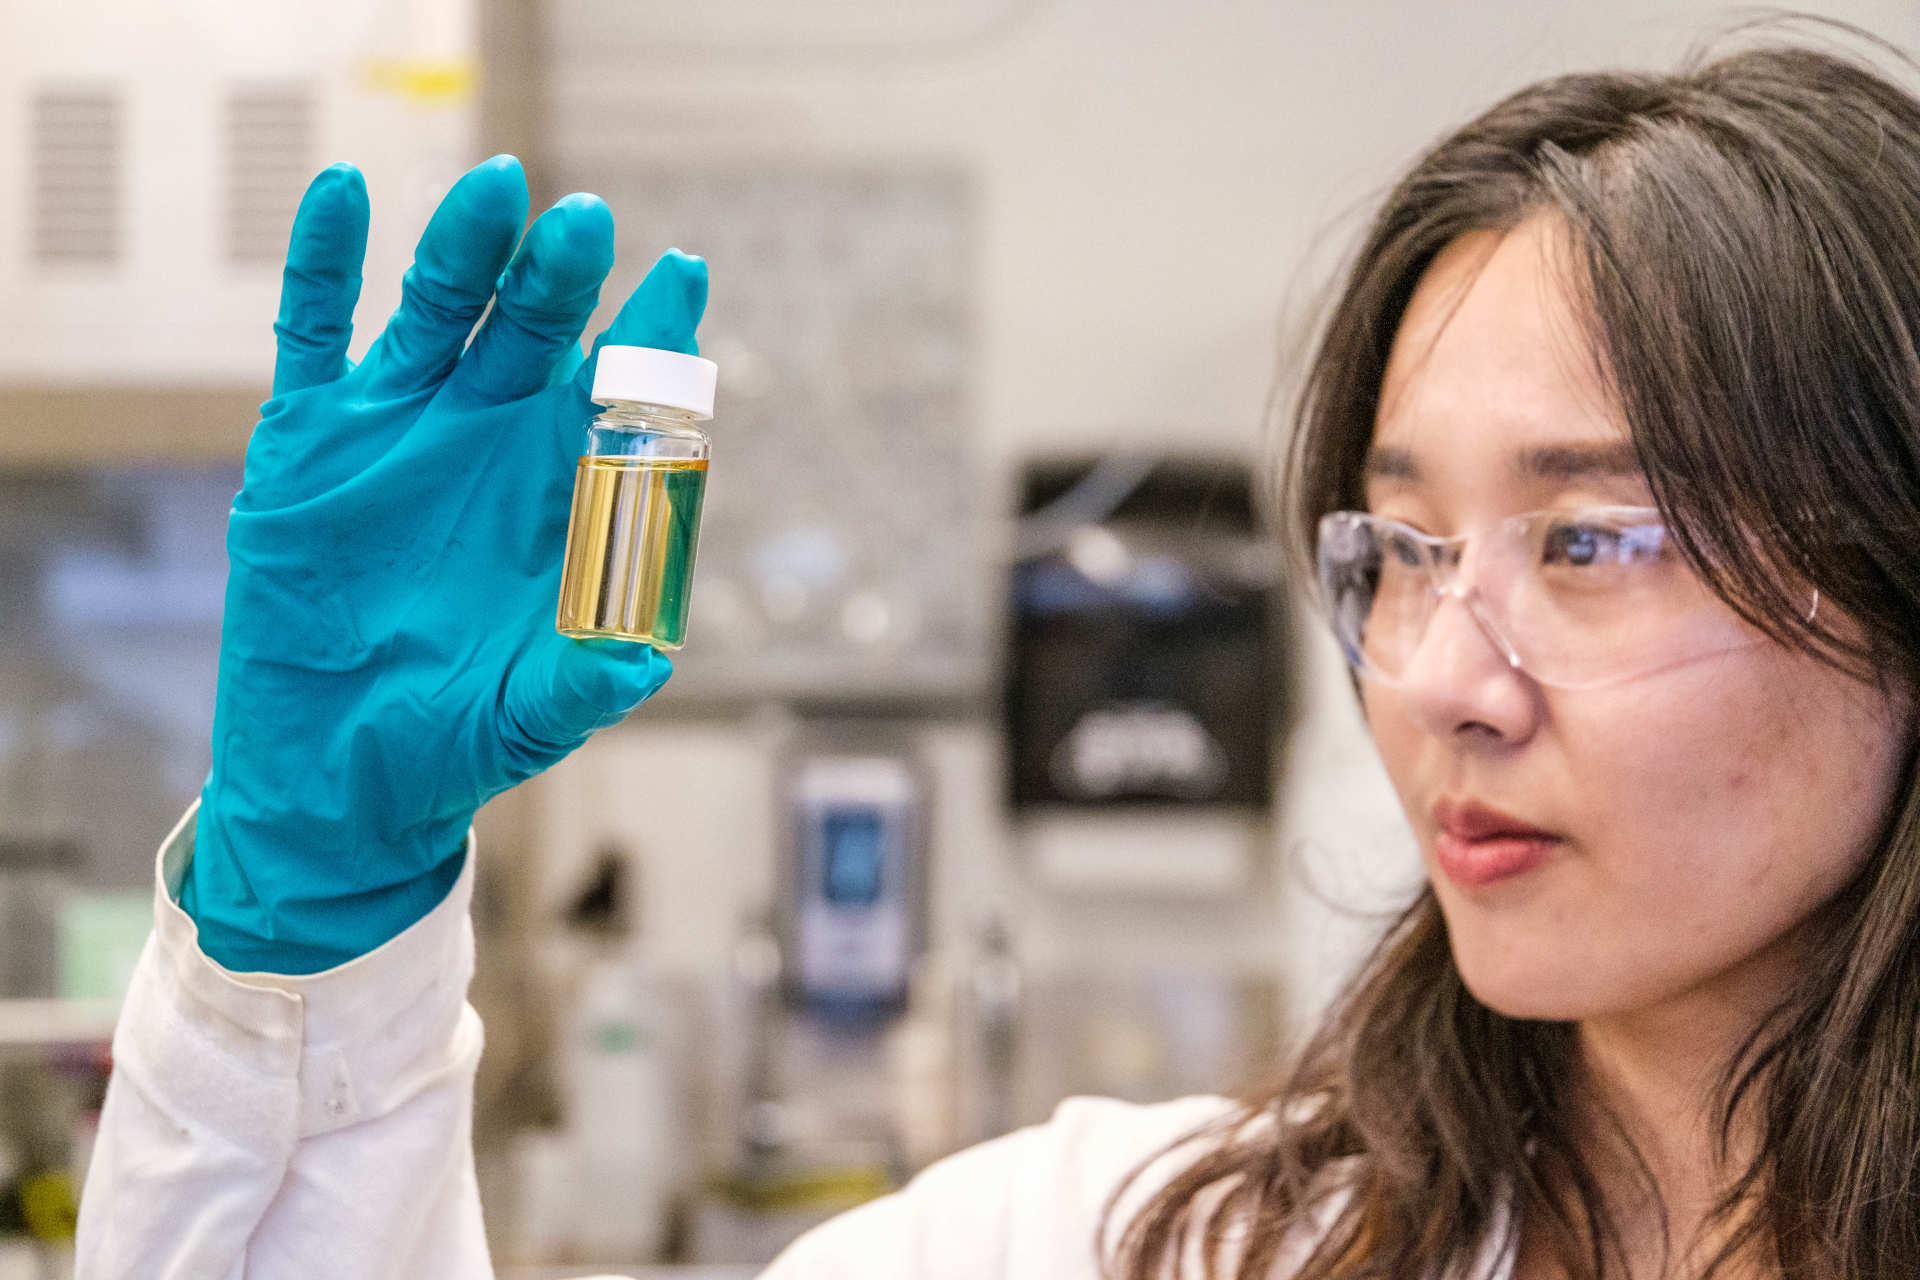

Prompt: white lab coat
xmin=74 ymin=806 xmax=1516 ymax=1279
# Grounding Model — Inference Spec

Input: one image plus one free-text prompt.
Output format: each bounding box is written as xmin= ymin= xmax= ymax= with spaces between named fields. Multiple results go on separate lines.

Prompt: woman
xmin=74 ymin=28 xmax=1920 ymax=1280
xmin=1110 ymin=36 xmax=1920 ymax=1278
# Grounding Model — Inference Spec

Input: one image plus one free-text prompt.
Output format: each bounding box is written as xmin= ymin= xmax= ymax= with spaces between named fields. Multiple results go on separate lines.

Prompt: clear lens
xmin=1315 ymin=507 xmax=1757 ymax=688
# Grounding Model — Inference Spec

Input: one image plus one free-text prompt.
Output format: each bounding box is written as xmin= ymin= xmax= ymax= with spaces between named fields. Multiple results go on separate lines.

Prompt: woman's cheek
xmin=1446 ymin=658 xmax=1899 ymax=1021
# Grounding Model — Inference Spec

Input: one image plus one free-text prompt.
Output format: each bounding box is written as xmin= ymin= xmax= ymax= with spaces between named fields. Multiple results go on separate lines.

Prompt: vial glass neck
xmin=584 ymin=405 xmax=709 ymax=462
xmin=595 ymin=400 xmax=702 ymax=427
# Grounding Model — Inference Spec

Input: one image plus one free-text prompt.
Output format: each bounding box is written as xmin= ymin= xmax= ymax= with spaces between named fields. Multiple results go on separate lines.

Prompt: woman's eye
xmin=1542 ymin=522 xmax=1610 ymax=567
xmin=1383 ymin=529 xmax=1426 ymax=568
xmin=1540 ymin=520 xmax=1663 ymax=568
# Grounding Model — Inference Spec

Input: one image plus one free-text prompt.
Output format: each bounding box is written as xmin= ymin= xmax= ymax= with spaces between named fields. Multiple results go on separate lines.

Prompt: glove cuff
xmin=185 ymin=775 xmax=471 ymax=975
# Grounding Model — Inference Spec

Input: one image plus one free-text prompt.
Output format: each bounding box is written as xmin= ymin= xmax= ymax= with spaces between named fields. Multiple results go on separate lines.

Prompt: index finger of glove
xmin=272 ymin=165 xmax=369 ymax=397
xmin=449 ymin=193 xmax=615 ymax=406
xmin=570 ymin=249 xmax=709 ymax=407
xmin=365 ymin=155 xmax=529 ymax=396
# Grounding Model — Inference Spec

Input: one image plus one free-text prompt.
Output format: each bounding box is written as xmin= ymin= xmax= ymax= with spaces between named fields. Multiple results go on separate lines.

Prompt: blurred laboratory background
xmin=0 ymin=0 xmax=1909 ymax=1275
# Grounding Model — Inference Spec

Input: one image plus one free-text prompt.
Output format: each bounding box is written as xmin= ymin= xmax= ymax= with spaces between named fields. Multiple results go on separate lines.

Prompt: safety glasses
xmin=1315 ymin=505 xmax=1764 ymax=689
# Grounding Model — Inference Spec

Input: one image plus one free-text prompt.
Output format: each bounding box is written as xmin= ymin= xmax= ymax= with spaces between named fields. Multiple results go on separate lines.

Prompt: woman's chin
xmin=1451 ymin=944 xmax=1606 ymax=1023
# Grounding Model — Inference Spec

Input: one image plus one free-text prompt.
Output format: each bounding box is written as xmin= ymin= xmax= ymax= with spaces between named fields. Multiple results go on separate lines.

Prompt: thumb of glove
xmin=498 ymin=633 xmax=674 ymax=777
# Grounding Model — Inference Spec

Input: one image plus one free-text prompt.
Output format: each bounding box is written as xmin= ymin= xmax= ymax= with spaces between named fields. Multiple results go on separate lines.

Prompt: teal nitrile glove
xmin=181 ymin=156 xmax=708 ymax=974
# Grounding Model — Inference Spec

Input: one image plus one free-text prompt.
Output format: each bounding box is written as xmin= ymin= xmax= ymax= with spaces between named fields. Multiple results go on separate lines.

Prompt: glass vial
xmin=557 ymin=345 xmax=718 ymax=649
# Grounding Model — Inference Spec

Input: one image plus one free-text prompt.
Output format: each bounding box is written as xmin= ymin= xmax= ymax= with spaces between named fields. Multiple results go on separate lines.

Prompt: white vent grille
xmin=32 ymin=89 xmax=122 ymax=266
xmin=225 ymin=86 xmax=315 ymax=266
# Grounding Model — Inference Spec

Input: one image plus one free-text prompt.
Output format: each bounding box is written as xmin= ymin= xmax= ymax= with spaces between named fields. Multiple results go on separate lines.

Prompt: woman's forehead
xmin=1371 ymin=218 xmax=1638 ymax=498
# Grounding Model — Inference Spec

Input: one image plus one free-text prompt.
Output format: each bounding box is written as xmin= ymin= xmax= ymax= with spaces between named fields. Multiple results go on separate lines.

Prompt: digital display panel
xmin=821 ymin=808 xmax=885 ymax=906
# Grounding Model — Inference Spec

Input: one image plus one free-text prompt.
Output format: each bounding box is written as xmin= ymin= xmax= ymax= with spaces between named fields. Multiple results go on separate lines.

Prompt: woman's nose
xmin=1384 ymin=589 xmax=1540 ymax=743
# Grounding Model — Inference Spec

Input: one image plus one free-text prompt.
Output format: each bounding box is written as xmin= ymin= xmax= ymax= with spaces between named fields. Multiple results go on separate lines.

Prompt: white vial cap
xmin=591 ymin=345 xmax=718 ymax=419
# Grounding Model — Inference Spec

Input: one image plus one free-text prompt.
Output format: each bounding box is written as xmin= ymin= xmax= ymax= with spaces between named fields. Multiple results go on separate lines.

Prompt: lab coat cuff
xmin=147 ymin=801 xmax=481 ymax=1137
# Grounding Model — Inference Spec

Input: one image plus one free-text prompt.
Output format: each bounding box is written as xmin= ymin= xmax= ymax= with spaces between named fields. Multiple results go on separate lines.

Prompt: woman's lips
xmin=1431 ymin=799 xmax=1560 ymax=889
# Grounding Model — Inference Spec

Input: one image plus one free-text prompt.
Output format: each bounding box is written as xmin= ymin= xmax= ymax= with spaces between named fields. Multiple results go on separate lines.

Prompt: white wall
xmin=549 ymin=0 xmax=1916 ymax=454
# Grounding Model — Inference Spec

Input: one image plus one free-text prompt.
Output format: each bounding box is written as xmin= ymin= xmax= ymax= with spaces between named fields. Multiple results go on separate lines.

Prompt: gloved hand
xmin=181 ymin=156 xmax=707 ymax=974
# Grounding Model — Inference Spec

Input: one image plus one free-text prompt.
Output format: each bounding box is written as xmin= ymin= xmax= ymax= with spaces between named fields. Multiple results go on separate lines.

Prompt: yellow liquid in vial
xmin=556 ymin=456 xmax=708 ymax=649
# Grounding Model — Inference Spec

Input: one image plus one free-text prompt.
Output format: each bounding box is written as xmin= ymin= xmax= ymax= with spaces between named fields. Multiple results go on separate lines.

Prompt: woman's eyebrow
xmin=1363 ymin=445 xmax=1419 ymax=483
xmin=1361 ymin=441 xmax=1641 ymax=486
xmin=1514 ymin=442 xmax=1642 ymax=482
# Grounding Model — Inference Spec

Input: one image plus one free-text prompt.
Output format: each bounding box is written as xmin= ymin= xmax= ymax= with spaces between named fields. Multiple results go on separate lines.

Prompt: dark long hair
xmin=1105 ymin=27 xmax=1920 ymax=1280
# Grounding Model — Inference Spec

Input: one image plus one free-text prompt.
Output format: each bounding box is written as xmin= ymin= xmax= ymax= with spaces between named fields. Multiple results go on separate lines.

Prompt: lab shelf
xmin=0 ymin=999 xmax=120 ymax=1050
